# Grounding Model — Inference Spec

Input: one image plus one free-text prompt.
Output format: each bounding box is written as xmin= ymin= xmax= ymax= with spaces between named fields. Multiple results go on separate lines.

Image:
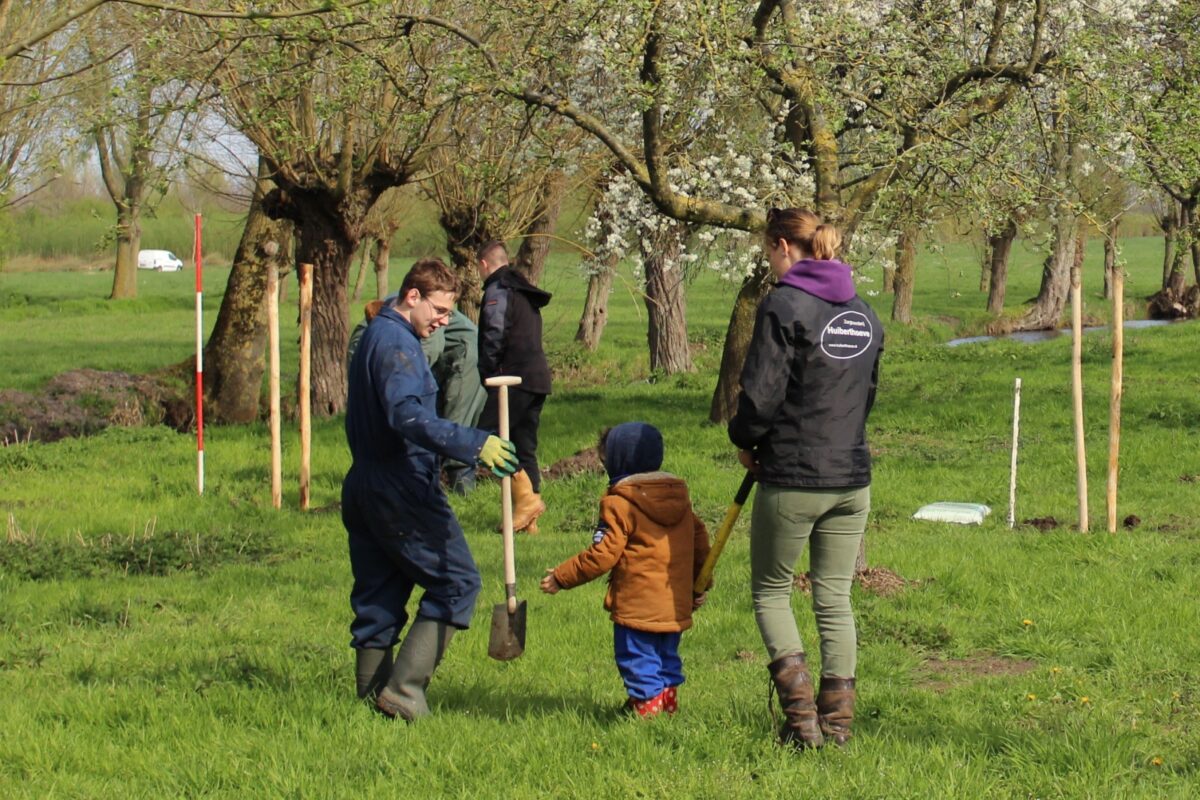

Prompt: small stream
xmin=946 ymin=318 xmax=1188 ymax=347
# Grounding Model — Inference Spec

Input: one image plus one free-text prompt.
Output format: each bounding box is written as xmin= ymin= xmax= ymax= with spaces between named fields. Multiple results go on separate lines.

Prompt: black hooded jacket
xmin=478 ymin=266 xmax=553 ymax=395
xmin=728 ymin=284 xmax=883 ymax=488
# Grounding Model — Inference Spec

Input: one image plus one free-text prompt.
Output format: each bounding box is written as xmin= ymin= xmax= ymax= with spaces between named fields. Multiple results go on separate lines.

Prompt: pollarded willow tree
xmin=422 ymin=98 xmax=591 ymax=315
xmin=170 ymin=3 xmax=464 ymax=416
xmin=402 ymin=0 xmax=1058 ymax=419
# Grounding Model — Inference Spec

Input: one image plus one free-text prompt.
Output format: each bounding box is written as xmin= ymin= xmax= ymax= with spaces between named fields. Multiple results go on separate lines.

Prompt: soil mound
xmin=0 ymin=369 xmax=191 ymax=445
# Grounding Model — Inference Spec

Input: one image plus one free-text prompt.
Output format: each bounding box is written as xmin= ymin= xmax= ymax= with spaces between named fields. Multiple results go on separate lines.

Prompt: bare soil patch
xmin=917 ymin=652 xmax=1037 ymax=691
xmin=0 ymin=369 xmax=191 ymax=445
xmin=1022 ymin=516 xmax=1059 ymax=532
xmin=542 ymin=446 xmax=604 ymax=481
xmin=792 ymin=566 xmax=925 ymax=597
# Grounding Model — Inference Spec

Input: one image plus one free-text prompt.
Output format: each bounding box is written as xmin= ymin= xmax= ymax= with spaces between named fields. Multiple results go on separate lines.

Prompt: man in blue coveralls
xmin=343 ymin=257 xmax=519 ymax=720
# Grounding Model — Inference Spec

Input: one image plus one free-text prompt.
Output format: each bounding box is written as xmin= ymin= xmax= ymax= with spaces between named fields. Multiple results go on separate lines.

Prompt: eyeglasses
xmin=422 ymin=296 xmax=453 ymax=319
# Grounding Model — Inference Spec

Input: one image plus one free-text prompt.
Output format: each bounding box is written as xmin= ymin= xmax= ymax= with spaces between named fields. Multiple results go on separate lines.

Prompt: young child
xmin=540 ymin=422 xmax=710 ymax=716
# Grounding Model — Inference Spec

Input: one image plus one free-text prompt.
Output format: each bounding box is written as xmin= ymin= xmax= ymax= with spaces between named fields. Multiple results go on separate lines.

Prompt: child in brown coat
xmin=540 ymin=422 xmax=710 ymax=716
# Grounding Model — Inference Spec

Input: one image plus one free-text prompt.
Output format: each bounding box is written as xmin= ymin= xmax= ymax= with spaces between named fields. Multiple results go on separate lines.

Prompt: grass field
xmin=1 ymin=234 xmax=1199 ymax=798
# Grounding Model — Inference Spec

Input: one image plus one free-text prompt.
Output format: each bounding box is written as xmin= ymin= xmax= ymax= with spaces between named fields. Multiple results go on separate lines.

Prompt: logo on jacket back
xmin=820 ymin=311 xmax=874 ymax=360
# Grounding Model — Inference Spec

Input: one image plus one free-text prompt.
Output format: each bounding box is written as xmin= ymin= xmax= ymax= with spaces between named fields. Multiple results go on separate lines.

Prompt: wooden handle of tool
xmin=491 ymin=377 xmax=519 ymax=614
xmin=696 ymin=472 xmax=756 ymax=592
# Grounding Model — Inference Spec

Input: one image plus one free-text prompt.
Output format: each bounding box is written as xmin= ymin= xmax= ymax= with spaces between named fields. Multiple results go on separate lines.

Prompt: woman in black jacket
xmin=729 ymin=208 xmax=883 ymax=750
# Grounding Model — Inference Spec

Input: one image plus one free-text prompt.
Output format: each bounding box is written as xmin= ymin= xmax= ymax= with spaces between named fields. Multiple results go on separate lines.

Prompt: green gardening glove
xmin=478 ymin=435 xmax=519 ymax=478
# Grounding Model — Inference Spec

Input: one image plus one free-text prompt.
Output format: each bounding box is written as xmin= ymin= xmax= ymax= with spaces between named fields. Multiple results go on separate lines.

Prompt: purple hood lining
xmin=777 ymin=259 xmax=857 ymax=303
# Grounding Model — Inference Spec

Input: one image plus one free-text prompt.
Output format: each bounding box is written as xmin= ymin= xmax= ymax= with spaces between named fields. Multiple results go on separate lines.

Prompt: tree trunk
xmin=978 ymin=234 xmax=990 ymax=293
xmin=1183 ymin=198 xmax=1200 ymax=287
xmin=882 ymin=264 xmax=895 ymax=294
xmin=374 ymin=235 xmax=391 ymax=299
xmin=1164 ymin=200 xmax=1188 ymax=297
xmin=438 ymin=209 xmax=495 ymax=322
xmin=986 ymin=219 xmax=1017 ymax=315
xmin=1017 ymin=121 xmax=1078 ymax=332
xmin=640 ymin=221 xmax=693 ymax=375
xmin=890 ymin=226 xmax=918 ymax=323
xmin=296 ymin=219 xmax=356 ymax=417
xmin=351 ymin=237 xmax=372 ymax=302
xmin=109 ymin=204 xmax=141 ymax=300
xmin=1161 ymin=202 xmax=1179 ymax=290
xmin=263 ymin=184 xmax=373 ymax=418
xmin=515 ymin=170 xmax=566 ymax=286
xmin=576 ymin=258 xmax=615 ymax=350
xmin=1102 ymin=218 xmax=1119 ymax=301
xmin=709 ymin=265 xmax=772 ymax=423
xmin=202 ymin=166 xmax=294 ymax=423
xmin=1018 ymin=217 xmax=1079 ymax=331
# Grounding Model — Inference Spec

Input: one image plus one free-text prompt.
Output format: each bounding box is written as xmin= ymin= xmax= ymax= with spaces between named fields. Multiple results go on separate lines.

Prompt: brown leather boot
xmin=510 ymin=470 xmax=546 ymax=532
xmin=817 ymin=676 xmax=856 ymax=746
xmin=768 ymin=653 xmax=824 ymax=749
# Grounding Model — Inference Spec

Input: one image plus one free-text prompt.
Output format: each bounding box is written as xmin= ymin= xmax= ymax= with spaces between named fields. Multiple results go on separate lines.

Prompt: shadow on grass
xmin=437 ymin=678 xmax=626 ymax=724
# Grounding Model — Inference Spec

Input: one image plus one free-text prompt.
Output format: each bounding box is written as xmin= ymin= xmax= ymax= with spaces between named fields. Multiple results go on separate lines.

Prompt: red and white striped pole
xmin=194 ymin=213 xmax=205 ymax=495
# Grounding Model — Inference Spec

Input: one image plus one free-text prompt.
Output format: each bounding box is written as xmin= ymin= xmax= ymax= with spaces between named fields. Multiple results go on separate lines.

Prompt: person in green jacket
xmin=430 ymin=310 xmax=487 ymax=494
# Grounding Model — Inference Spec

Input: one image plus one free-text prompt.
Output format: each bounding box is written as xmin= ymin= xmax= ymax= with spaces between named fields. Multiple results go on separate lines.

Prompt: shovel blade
xmin=487 ymin=599 xmax=527 ymax=661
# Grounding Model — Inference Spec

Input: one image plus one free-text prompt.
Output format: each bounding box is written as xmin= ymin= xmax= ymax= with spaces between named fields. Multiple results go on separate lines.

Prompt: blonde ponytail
xmin=810 ymin=224 xmax=842 ymax=261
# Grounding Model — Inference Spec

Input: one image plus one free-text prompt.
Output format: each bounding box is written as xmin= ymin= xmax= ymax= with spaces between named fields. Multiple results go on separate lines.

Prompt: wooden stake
xmin=1009 ymin=377 xmax=1022 ymax=529
xmin=1107 ymin=269 xmax=1124 ymax=533
xmin=267 ymin=261 xmax=282 ymax=510
xmin=298 ymin=262 xmax=313 ymax=511
xmin=1071 ymin=273 xmax=1088 ymax=532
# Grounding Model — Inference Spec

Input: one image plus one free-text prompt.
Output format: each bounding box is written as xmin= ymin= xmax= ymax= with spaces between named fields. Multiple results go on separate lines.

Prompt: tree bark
xmin=202 ymin=166 xmax=294 ymax=424
xmin=890 ymin=226 xmax=918 ymax=323
xmin=1167 ymin=220 xmax=1188 ymax=297
xmin=986 ymin=219 xmax=1017 ymax=315
xmin=374 ymin=235 xmax=391 ymax=299
xmin=640 ymin=221 xmax=693 ymax=375
xmin=1102 ymin=218 xmax=1119 ymax=301
xmin=882 ymin=264 xmax=895 ymax=294
xmin=351 ymin=237 xmax=372 ymax=302
xmin=979 ymin=234 xmax=991 ymax=293
xmin=1183 ymin=198 xmax=1200 ymax=287
xmin=514 ymin=170 xmax=565 ymax=286
xmin=1017 ymin=120 xmax=1078 ymax=332
xmin=575 ymin=258 xmax=615 ymax=350
xmin=438 ymin=209 xmax=496 ymax=322
xmin=262 ymin=183 xmax=378 ymax=417
xmin=1160 ymin=201 xmax=1179 ymax=290
xmin=709 ymin=265 xmax=772 ymax=424
xmin=109 ymin=203 xmax=141 ymax=300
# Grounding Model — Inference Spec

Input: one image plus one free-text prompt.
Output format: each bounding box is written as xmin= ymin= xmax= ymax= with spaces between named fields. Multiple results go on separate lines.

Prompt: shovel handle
xmin=696 ymin=472 xmax=756 ymax=593
xmin=485 ymin=376 xmax=522 ymax=613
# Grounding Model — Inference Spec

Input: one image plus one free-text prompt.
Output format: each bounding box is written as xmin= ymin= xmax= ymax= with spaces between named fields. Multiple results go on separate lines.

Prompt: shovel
xmin=695 ymin=471 xmax=756 ymax=593
xmin=485 ymin=375 xmax=527 ymax=661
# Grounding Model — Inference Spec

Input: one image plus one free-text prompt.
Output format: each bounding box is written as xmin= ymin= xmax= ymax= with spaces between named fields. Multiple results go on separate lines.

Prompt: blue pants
xmin=613 ymin=623 xmax=684 ymax=701
xmin=343 ymin=481 xmax=482 ymax=650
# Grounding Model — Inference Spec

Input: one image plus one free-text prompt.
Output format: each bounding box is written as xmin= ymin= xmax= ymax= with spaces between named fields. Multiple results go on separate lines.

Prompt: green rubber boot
xmin=375 ymin=617 xmax=456 ymax=721
xmin=355 ymin=647 xmax=393 ymax=700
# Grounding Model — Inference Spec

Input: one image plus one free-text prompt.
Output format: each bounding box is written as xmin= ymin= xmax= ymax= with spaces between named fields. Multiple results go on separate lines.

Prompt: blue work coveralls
xmin=342 ymin=306 xmax=488 ymax=650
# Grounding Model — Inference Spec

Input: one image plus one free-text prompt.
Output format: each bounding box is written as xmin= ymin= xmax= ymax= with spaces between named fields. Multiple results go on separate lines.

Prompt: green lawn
xmin=2 ymin=236 xmax=1199 ymax=797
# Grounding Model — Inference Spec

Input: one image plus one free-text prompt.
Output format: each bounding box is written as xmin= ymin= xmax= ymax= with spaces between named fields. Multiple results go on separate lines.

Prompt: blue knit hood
xmin=604 ymin=422 xmax=664 ymax=485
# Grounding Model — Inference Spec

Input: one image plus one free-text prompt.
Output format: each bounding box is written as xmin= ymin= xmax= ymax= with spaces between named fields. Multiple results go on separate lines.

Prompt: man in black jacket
xmin=477 ymin=240 xmax=552 ymax=532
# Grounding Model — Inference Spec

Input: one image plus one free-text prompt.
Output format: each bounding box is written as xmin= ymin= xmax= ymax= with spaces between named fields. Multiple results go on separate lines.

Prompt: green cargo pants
xmin=750 ymin=484 xmax=870 ymax=678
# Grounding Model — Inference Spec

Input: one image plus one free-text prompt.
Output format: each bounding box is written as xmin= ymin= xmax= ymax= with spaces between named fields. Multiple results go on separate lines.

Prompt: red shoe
xmin=628 ymin=690 xmax=666 ymax=718
xmin=663 ymin=686 xmax=678 ymax=715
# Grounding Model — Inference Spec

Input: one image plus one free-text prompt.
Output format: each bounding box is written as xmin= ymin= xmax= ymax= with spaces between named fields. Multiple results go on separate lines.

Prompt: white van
xmin=137 ymin=249 xmax=185 ymax=272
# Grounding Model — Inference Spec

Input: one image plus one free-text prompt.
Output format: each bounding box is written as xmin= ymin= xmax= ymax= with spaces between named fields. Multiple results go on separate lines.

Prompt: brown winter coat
xmin=551 ymin=472 xmax=710 ymax=633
